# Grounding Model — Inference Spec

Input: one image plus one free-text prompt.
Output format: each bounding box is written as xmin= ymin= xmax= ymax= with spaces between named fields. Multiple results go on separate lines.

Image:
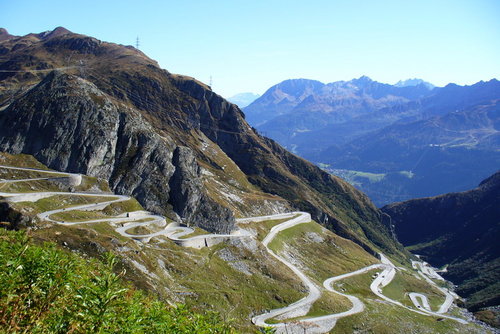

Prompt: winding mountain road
xmin=249 ymin=215 xmax=468 ymax=333
xmin=0 ymin=164 xmax=469 ymax=332
xmin=411 ymin=261 xmax=458 ymax=315
xmin=0 ymin=165 xmax=249 ymax=247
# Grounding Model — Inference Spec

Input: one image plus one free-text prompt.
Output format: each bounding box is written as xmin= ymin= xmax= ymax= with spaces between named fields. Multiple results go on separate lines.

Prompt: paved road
xmin=368 ymin=255 xmax=467 ymax=323
xmin=409 ymin=293 xmax=431 ymax=312
xmin=0 ymin=164 xmax=469 ymax=331
xmin=0 ymin=177 xmax=52 ymax=183
xmin=323 ymin=263 xmax=385 ymax=317
xmin=0 ymin=165 xmax=249 ymax=247
xmin=251 ymin=212 xmax=325 ymax=328
xmin=251 ymin=224 xmax=468 ymax=333
xmin=411 ymin=261 xmax=458 ymax=315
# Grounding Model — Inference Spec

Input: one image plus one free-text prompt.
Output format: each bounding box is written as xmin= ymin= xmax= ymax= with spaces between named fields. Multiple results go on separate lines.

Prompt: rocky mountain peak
xmin=395 ymin=78 xmax=435 ymax=89
xmin=38 ymin=26 xmax=72 ymax=40
xmin=349 ymin=75 xmax=374 ymax=87
xmin=0 ymin=28 xmax=14 ymax=41
xmin=273 ymin=78 xmax=324 ymax=95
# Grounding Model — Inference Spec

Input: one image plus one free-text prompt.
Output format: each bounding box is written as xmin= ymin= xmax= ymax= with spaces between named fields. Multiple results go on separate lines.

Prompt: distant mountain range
xmin=244 ymin=76 xmax=434 ymax=130
xmin=244 ymin=77 xmax=500 ymax=206
xmin=382 ymin=171 xmax=500 ymax=327
xmin=227 ymin=92 xmax=260 ymax=108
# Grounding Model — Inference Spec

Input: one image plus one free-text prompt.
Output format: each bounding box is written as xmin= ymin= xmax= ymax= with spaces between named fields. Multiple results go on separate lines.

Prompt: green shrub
xmin=0 ymin=229 xmax=235 ymax=333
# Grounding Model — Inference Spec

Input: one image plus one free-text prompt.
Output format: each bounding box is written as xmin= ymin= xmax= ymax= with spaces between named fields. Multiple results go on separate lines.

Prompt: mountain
xmin=319 ymin=87 xmax=500 ymax=205
xmin=0 ymin=27 xmax=404 ymax=257
xmin=0 ymin=27 xmax=491 ymax=333
xmin=227 ymin=92 xmax=260 ymax=108
xmin=381 ymin=172 xmax=500 ymax=327
xmin=0 ymin=152 xmax=488 ymax=333
xmin=395 ymin=78 xmax=435 ymax=89
xmin=0 ymin=28 xmax=15 ymax=41
xmin=243 ymin=78 xmax=325 ymax=126
xmin=244 ymin=77 xmax=435 ymax=151
xmin=245 ymin=76 xmax=500 ymax=206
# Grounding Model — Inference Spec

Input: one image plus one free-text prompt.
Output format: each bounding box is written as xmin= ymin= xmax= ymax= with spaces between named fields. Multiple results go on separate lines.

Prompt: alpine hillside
xmin=244 ymin=77 xmax=500 ymax=206
xmin=0 ymin=27 xmax=493 ymax=333
xmin=382 ymin=171 xmax=500 ymax=327
xmin=0 ymin=27 xmax=403 ymax=262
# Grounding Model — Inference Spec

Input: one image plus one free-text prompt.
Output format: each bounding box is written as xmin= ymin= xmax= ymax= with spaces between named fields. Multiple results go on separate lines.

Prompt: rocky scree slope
xmin=0 ymin=27 xmax=405 ymax=258
xmin=382 ymin=172 xmax=500 ymax=316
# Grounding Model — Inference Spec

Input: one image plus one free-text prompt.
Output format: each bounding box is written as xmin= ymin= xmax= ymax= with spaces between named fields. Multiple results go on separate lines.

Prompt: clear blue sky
xmin=1 ymin=0 xmax=499 ymax=97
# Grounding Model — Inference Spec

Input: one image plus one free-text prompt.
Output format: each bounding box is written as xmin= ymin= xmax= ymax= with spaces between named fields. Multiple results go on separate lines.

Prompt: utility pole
xmin=79 ymin=59 xmax=86 ymax=78
xmin=136 ymin=36 xmax=140 ymax=49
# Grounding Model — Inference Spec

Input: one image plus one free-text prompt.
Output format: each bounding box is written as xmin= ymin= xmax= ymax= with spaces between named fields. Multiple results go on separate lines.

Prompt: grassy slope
xmin=268 ymin=221 xmax=378 ymax=282
xmin=382 ymin=270 xmax=446 ymax=310
xmin=1 ymin=153 xmax=487 ymax=332
xmin=267 ymin=221 xmax=377 ymax=318
xmin=333 ymin=271 xmax=487 ymax=334
xmin=266 ymin=221 xmax=489 ymax=333
xmin=0 ymin=155 xmax=303 ymax=332
xmin=31 ymin=222 xmax=305 ymax=333
xmin=0 ymin=229 xmax=234 ymax=333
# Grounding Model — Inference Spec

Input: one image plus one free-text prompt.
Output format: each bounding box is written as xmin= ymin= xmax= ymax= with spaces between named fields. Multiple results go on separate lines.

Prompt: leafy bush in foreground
xmin=0 ymin=229 xmax=235 ymax=333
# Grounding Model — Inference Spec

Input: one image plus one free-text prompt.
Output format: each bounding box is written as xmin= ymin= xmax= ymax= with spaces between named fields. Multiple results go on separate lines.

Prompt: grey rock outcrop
xmin=0 ymin=202 xmax=34 ymax=229
xmin=169 ymin=146 xmax=235 ymax=233
xmin=0 ymin=71 xmax=235 ymax=232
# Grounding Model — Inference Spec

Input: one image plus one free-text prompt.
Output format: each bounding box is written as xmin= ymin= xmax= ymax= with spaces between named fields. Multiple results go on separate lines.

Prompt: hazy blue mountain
xmin=243 ymin=79 xmax=325 ymax=126
xmin=245 ymin=77 xmax=500 ymax=206
xmin=244 ymin=76 xmax=434 ymax=152
xmin=227 ymin=92 xmax=260 ymax=108
xmin=319 ymin=87 xmax=500 ymax=206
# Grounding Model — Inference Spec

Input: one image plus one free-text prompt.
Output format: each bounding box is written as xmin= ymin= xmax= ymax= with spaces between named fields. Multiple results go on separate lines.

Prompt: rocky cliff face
xmin=0 ymin=28 xmax=405 ymax=257
xmin=169 ymin=146 xmax=235 ymax=233
xmin=0 ymin=70 xmax=234 ymax=233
